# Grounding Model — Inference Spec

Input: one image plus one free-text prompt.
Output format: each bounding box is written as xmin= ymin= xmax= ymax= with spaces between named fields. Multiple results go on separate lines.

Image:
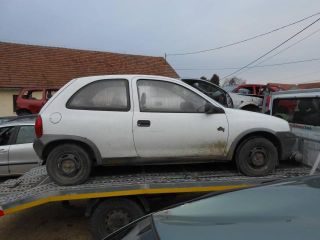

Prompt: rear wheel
xmin=89 ymin=198 xmax=145 ymax=240
xmin=46 ymin=144 xmax=92 ymax=186
xmin=236 ymin=137 xmax=277 ymax=176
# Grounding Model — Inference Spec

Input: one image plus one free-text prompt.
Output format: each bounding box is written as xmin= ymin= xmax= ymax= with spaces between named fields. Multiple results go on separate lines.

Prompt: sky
xmin=1 ymin=0 xmax=320 ymax=84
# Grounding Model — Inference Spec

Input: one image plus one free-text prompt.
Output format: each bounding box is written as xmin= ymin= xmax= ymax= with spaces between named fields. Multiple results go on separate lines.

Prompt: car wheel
xmin=236 ymin=137 xmax=277 ymax=176
xmin=89 ymin=198 xmax=145 ymax=240
xmin=46 ymin=144 xmax=92 ymax=186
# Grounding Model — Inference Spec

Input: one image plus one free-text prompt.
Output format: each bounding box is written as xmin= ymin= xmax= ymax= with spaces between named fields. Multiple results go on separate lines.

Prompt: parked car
xmin=16 ymin=87 xmax=58 ymax=115
xmin=232 ymin=84 xmax=281 ymax=96
xmin=182 ymin=79 xmax=233 ymax=108
xmin=269 ymin=88 xmax=320 ymax=166
xmin=0 ymin=115 xmax=41 ymax=176
xmin=34 ymin=75 xmax=297 ymax=185
xmin=104 ymin=175 xmax=320 ymax=240
xmin=233 ymin=84 xmax=286 ymax=112
xmin=182 ymin=79 xmax=262 ymax=112
xmin=0 ymin=116 xmax=17 ymax=125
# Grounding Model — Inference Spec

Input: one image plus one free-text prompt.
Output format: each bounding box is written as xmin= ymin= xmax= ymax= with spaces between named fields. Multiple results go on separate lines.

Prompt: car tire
xmin=46 ymin=144 xmax=92 ymax=186
xmin=236 ymin=137 xmax=277 ymax=177
xmin=89 ymin=198 xmax=145 ymax=240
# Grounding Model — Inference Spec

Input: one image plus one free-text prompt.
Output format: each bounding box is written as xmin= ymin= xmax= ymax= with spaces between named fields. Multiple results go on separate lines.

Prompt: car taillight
xmin=35 ymin=115 xmax=43 ymax=138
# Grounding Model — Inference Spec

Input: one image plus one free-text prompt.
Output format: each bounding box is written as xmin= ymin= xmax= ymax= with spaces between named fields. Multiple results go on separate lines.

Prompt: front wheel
xmin=46 ymin=144 xmax=92 ymax=186
xmin=236 ymin=137 xmax=277 ymax=176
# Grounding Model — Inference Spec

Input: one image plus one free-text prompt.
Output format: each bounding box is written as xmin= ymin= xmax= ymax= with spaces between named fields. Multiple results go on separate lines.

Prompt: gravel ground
xmin=0 ymin=201 xmax=91 ymax=240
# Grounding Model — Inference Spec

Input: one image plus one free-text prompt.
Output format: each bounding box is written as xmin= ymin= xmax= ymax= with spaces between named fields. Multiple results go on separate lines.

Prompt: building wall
xmin=0 ymin=88 xmax=20 ymax=116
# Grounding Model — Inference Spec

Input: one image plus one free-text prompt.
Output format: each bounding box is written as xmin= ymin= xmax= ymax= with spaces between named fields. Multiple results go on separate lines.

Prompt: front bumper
xmin=275 ymin=131 xmax=299 ymax=161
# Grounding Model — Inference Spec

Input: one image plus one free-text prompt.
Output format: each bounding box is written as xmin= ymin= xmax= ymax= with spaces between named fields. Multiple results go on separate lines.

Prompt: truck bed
xmin=0 ymin=163 xmax=312 ymax=216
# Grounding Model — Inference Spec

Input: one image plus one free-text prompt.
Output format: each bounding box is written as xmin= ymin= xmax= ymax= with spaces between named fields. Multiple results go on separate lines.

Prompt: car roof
xmin=181 ymin=78 xmax=222 ymax=87
xmin=0 ymin=115 xmax=36 ymax=127
xmin=20 ymin=87 xmax=59 ymax=90
xmin=74 ymin=74 xmax=178 ymax=82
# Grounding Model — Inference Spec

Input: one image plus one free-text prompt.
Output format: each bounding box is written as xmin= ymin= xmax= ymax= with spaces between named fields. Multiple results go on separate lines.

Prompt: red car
xmin=16 ymin=88 xmax=58 ymax=115
xmin=232 ymin=84 xmax=282 ymax=96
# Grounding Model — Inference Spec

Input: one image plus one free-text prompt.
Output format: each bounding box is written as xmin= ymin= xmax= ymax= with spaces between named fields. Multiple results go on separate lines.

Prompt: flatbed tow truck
xmin=0 ymin=163 xmax=314 ymax=239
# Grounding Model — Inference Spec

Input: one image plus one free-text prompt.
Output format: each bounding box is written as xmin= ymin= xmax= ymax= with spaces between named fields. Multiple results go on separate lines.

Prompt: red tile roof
xmin=0 ymin=42 xmax=179 ymax=88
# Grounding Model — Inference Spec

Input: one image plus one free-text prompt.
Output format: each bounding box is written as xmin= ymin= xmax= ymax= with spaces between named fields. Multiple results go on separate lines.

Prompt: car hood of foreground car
xmin=152 ymin=175 xmax=320 ymax=240
xmin=224 ymin=107 xmax=291 ymax=132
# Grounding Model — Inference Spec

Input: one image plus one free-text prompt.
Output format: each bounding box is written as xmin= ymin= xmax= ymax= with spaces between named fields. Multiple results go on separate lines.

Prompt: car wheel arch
xmin=42 ymin=138 xmax=102 ymax=165
xmin=228 ymin=130 xmax=281 ymax=163
xmin=240 ymin=104 xmax=260 ymax=112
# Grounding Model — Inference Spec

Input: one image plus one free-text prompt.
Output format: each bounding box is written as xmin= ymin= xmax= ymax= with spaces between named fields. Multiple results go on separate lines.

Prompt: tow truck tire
xmin=46 ymin=144 xmax=92 ymax=186
xmin=89 ymin=198 xmax=145 ymax=240
xmin=236 ymin=137 xmax=277 ymax=177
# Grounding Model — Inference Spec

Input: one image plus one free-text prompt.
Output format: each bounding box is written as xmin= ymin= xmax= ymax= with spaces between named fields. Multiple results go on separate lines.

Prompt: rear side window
xmin=16 ymin=126 xmax=35 ymax=144
xmin=67 ymin=79 xmax=130 ymax=111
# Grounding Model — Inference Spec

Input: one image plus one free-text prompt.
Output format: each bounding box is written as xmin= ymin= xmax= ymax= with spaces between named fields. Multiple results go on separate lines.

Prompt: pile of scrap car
xmin=1 ymin=75 xmax=320 ymax=240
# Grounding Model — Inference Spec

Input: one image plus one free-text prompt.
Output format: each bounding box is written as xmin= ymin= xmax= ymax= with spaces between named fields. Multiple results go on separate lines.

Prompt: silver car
xmin=0 ymin=116 xmax=41 ymax=176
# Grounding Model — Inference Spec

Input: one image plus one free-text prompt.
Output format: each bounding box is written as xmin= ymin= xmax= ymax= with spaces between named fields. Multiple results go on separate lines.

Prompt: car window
xmin=16 ymin=126 xmax=36 ymax=144
xmin=191 ymin=81 xmax=227 ymax=106
xmin=237 ymin=88 xmax=252 ymax=95
xmin=67 ymin=79 xmax=130 ymax=111
xmin=272 ymin=97 xmax=320 ymax=126
xmin=21 ymin=90 xmax=43 ymax=100
xmin=137 ymin=80 xmax=207 ymax=113
xmin=0 ymin=127 xmax=15 ymax=146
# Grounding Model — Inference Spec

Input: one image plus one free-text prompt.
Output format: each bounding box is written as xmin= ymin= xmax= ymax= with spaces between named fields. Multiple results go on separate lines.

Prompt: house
xmin=0 ymin=42 xmax=178 ymax=116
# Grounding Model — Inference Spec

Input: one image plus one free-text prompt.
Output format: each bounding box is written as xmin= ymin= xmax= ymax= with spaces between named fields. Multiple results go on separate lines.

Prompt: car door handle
xmin=0 ymin=149 xmax=8 ymax=153
xmin=137 ymin=120 xmax=151 ymax=127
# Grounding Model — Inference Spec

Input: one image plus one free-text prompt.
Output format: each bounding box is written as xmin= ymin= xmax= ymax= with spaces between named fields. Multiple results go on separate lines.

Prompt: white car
xmin=33 ymin=75 xmax=296 ymax=185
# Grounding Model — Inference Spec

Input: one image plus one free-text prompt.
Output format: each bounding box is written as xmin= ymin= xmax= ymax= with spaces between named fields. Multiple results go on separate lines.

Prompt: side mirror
xmin=204 ymin=102 xmax=224 ymax=114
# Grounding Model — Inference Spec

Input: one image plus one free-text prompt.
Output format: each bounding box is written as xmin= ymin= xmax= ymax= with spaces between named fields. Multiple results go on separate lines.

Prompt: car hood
xmin=224 ymin=107 xmax=290 ymax=132
xmin=153 ymin=176 xmax=320 ymax=240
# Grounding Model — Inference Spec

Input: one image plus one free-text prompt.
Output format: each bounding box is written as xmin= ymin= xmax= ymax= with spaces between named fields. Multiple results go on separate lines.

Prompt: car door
xmin=8 ymin=125 xmax=41 ymax=175
xmin=0 ymin=126 xmax=16 ymax=175
xmin=132 ymin=78 xmax=229 ymax=159
xmin=65 ymin=78 xmax=136 ymax=159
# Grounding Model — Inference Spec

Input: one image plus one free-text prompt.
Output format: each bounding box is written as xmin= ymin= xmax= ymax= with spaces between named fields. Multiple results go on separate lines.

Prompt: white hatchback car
xmin=34 ymin=75 xmax=297 ymax=185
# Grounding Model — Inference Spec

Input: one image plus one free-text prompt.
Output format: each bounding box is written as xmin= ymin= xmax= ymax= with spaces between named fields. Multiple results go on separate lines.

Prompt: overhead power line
xmin=176 ymin=57 xmax=320 ymax=71
xmin=222 ymin=16 xmax=320 ymax=79
xmin=166 ymin=11 xmax=320 ymax=57
xmin=235 ymin=27 xmax=320 ymax=76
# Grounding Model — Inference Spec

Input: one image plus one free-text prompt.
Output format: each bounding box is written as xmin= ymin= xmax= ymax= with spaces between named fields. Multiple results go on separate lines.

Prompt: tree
xmin=200 ymin=76 xmax=207 ymax=80
xmin=222 ymin=76 xmax=246 ymax=87
xmin=210 ymin=74 xmax=220 ymax=86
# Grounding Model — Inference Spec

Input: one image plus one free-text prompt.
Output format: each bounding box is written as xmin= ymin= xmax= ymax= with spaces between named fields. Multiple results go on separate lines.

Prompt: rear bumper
xmin=33 ymin=138 xmax=45 ymax=160
xmin=275 ymin=131 xmax=298 ymax=161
